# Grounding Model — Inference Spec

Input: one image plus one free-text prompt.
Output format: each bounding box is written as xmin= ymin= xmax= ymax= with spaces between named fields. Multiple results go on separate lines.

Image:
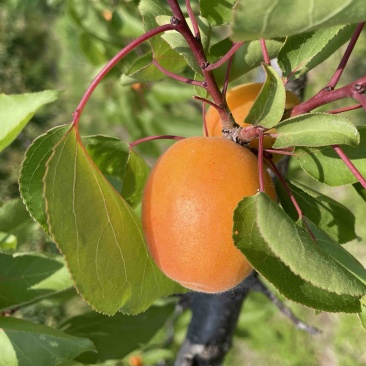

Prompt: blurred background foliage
xmin=1 ymin=0 xmax=366 ymax=365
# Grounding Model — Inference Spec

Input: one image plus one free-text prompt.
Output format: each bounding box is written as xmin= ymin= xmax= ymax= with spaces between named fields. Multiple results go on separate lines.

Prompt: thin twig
xmin=205 ymin=42 xmax=244 ymax=71
xmin=129 ymin=135 xmax=185 ymax=149
xmin=185 ymin=0 xmax=200 ymax=40
xmin=153 ymin=59 xmax=205 ymax=87
xmin=327 ymin=22 xmax=365 ymax=88
xmin=260 ymin=38 xmax=271 ymax=65
xmin=252 ymin=278 xmax=321 ymax=335
xmin=332 ymin=145 xmax=366 ymax=189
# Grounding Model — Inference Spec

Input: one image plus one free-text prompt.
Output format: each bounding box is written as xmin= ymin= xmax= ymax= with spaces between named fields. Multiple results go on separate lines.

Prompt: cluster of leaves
xmin=2 ymin=0 xmax=366 ymax=364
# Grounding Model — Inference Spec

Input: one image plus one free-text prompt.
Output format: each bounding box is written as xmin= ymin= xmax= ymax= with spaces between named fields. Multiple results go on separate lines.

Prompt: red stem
xmin=328 ymin=104 xmax=362 ymax=114
xmin=327 ymin=22 xmax=365 ymax=89
xmin=258 ymin=130 xmax=264 ymax=192
xmin=260 ymin=38 xmax=271 ymax=65
xmin=72 ymin=23 xmax=175 ymax=127
xmin=205 ymin=42 xmax=244 ymax=71
xmin=129 ymin=135 xmax=185 ymax=149
xmin=152 ymin=59 xmax=205 ymax=87
xmin=185 ymin=0 xmax=200 ymax=40
xmin=332 ymin=145 xmax=366 ymax=189
xmin=222 ymin=43 xmax=236 ymax=96
xmin=291 ymin=75 xmax=366 ymax=116
xmin=202 ymin=102 xmax=209 ymax=137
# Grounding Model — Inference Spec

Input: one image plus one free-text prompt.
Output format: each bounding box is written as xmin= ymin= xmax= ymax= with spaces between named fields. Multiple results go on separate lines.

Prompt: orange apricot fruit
xmin=205 ymin=82 xmax=299 ymax=153
xmin=142 ymin=137 xmax=276 ymax=293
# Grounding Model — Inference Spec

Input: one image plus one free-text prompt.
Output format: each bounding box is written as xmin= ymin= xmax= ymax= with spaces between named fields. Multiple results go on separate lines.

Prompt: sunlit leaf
xmin=200 ymin=0 xmax=236 ymax=25
xmin=297 ymin=126 xmax=366 ymax=186
xmin=19 ymin=124 xmax=72 ymax=233
xmin=61 ymin=303 xmax=175 ymax=362
xmin=0 ymin=90 xmax=59 ymax=152
xmin=0 ymin=252 xmax=73 ymax=311
xmin=44 ymin=127 xmax=185 ymax=315
xmin=278 ymin=25 xmax=355 ymax=81
xmin=276 ymin=179 xmax=357 ymax=244
xmin=233 ymin=193 xmax=364 ymax=312
xmin=231 ymin=0 xmax=366 ymax=41
xmin=156 ymin=15 xmax=211 ymax=74
xmin=0 ymin=316 xmax=96 ymax=366
xmin=274 ymin=113 xmax=359 ymax=148
xmin=0 ymin=232 xmax=17 ymax=251
xmin=245 ymin=64 xmax=285 ymax=128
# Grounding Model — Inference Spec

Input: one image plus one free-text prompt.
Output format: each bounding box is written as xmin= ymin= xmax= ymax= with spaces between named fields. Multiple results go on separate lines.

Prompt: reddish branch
xmin=72 ymin=23 xmax=175 ymax=127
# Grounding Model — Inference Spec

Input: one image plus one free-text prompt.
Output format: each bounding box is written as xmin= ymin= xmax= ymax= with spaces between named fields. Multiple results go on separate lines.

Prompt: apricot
xmin=205 ymin=83 xmax=299 ymax=151
xmin=141 ymin=137 xmax=276 ymax=293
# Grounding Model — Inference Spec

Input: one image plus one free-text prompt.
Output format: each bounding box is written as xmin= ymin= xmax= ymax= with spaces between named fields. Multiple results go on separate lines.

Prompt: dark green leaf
xmin=353 ymin=182 xmax=366 ymax=202
xmin=233 ymin=193 xmax=364 ymax=312
xmin=44 ymin=127 xmax=185 ymax=315
xmin=231 ymin=0 xmax=366 ymax=41
xmin=0 ymin=90 xmax=59 ymax=152
xmin=276 ymin=179 xmax=357 ymax=244
xmin=297 ymin=126 xmax=366 ymax=186
xmin=61 ymin=303 xmax=175 ymax=361
xmin=274 ymin=113 xmax=359 ymax=148
xmin=0 ymin=316 xmax=96 ymax=366
xmin=245 ymin=64 xmax=285 ymax=128
xmin=19 ymin=124 xmax=72 ymax=233
xmin=278 ymin=25 xmax=355 ymax=81
xmin=0 ymin=252 xmax=73 ymax=311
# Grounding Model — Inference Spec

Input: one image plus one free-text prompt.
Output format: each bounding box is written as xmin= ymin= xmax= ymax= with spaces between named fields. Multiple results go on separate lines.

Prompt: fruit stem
xmin=129 ymin=135 xmax=185 ymax=149
xmin=72 ymin=23 xmax=175 ymax=128
xmin=332 ymin=145 xmax=366 ymax=189
xmin=152 ymin=59 xmax=206 ymax=87
xmin=222 ymin=43 xmax=236 ymax=96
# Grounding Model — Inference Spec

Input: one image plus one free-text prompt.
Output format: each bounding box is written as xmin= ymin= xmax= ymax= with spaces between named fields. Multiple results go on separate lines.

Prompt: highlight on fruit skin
xmin=141 ymin=137 xmax=276 ymax=293
xmin=205 ymin=82 xmax=300 ymax=151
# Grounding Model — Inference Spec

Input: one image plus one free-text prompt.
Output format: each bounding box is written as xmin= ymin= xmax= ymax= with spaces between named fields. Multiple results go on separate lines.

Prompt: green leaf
xmin=273 ymin=113 xmax=360 ymax=148
xmin=200 ymin=0 xmax=236 ymax=25
xmin=278 ymin=25 xmax=355 ymax=81
xmin=19 ymin=124 xmax=72 ymax=233
xmin=156 ymin=15 xmax=211 ymax=74
xmin=0 ymin=90 xmax=59 ymax=152
xmin=358 ymin=299 xmax=366 ymax=332
xmin=233 ymin=193 xmax=364 ymax=312
xmin=210 ymin=38 xmax=284 ymax=87
xmin=353 ymin=182 xmax=366 ymax=202
xmin=0 ymin=316 xmax=96 ymax=366
xmin=305 ymin=220 xmax=366 ymax=287
xmin=231 ymin=0 xmax=366 ymax=41
xmin=297 ymin=126 xmax=366 ymax=186
xmin=61 ymin=303 xmax=175 ymax=362
xmin=276 ymin=179 xmax=357 ymax=244
xmin=84 ymin=135 xmax=150 ymax=209
xmin=136 ymin=0 xmax=186 ymax=81
xmin=0 ymin=198 xmax=32 ymax=234
xmin=0 ymin=232 xmax=17 ymax=251
xmin=245 ymin=64 xmax=286 ymax=128
xmin=44 ymin=127 xmax=185 ymax=315
xmin=0 ymin=252 xmax=73 ymax=311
